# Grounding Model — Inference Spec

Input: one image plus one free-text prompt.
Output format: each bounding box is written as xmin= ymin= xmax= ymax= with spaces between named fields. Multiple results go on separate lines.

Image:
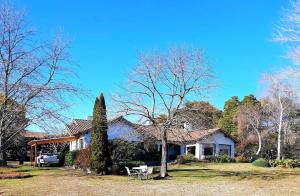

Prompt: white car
xmin=37 ymin=154 xmax=59 ymax=166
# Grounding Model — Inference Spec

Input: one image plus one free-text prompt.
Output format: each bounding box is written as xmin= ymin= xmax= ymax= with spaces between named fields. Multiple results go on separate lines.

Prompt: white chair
xmin=140 ymin=167 xmax=153 ymax=180
xmin=125 ymin=166 xmax=138 ymax=177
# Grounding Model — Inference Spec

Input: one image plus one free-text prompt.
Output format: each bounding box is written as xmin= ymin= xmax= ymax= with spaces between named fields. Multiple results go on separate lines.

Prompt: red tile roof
xmin=137 ymin=126 xmax=236 ymax=144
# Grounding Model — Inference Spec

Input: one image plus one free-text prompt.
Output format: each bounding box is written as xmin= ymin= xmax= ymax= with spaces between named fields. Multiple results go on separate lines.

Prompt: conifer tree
xmin=218 ymin=96 xmax=240 ymax=135
xmin=90 ymin=93 xmax=111 ymax=174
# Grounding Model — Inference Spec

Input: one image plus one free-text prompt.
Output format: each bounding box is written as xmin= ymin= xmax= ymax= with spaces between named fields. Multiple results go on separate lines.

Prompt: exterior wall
xmin=70 ymin=122 xmax=140 ymax=151
xmin=199 ymin=132 xmax=235 ymax=159
xmin=69 ymin=136 xmax=86 ymax=151
xmin=183 ymin=132 xmax=235 ymax=160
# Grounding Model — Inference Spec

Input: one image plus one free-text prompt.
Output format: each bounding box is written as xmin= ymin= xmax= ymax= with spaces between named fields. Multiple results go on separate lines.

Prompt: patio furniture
xmin=132 ymin=165 xmax=147 ymax=172
xmin=125 ymin=166 xmax=139 ymax=177
xmin=140 ymin=167 xmax=153 ymax=180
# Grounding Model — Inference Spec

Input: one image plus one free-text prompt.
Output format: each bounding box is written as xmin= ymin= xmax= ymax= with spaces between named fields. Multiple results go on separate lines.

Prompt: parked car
xmin=37 ymin=154 xmax=59 ymax=166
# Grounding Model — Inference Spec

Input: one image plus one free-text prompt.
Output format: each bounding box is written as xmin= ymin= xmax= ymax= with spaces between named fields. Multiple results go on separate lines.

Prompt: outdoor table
xmin=132 ymin=167 xmax=146 ymax=179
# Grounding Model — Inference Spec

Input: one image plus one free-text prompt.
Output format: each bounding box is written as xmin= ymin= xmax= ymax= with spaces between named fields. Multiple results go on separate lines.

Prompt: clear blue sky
xmin=13 ymin=0 xmax=290 ymax=119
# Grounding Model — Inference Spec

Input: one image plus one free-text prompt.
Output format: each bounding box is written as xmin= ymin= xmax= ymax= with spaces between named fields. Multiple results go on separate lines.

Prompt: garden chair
xmin=125 ymin=166 xmax=139 ymax=178
xmin=140 ymin=167 xmax=153 ymax=180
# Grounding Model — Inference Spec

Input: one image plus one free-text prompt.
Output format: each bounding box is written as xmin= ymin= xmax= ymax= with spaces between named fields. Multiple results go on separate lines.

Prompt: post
xmin=30 ymin=145 xmax=33 ymax=166
xmin=34 ymin=145 xmax=37 ymax=167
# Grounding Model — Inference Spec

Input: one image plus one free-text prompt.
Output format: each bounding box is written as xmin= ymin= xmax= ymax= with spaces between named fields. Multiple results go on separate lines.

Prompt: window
xmin=219 ymin=144 xmax=231 ymax=156
xmin=204 ymin=147 xmax=213 ymax=156
xmin=203 ymin=144 xmax=214 ymax=156
xmin=79 ymin=138 xmax=84 ymax=149
xmin=186 ymin=146 xmax=196 ymax=156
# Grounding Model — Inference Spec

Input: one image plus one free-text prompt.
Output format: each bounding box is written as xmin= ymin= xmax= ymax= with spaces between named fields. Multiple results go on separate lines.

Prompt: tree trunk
xmin=254 ymin=129 xmax=262 ymax=156
xmin=0 ymin=137 xmax=7 ymax=166
xmin=277 ymin=106 xmax=283 ymax=160
xmin=160 ymin=129 xmax=168 ymax=178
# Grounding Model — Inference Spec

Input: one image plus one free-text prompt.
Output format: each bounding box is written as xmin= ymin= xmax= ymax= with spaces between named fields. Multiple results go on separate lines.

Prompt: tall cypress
xmin=90 ymin=93 xmax=111 ymax=174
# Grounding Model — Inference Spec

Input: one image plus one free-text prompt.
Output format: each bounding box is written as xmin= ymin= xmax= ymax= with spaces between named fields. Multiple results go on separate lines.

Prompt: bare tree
xmin=274 ymin=0 xmax=300 ymax=65
xmin=237 ymin=103 xmax=264 ymax=156
xmin=0 ymin=3 xmax=81 ymax=166
xmin=112 ymin=47 xmax=216 ymax=178
xmin=261 ymin=73 xmax=298 ymax=160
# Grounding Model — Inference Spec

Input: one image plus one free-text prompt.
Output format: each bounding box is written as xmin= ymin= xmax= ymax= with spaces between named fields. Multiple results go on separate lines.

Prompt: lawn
xmin=1 ymin=163 xmax=300 ymax=195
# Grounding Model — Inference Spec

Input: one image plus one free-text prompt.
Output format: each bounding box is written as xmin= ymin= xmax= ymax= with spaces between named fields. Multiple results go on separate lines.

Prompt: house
xmin=144 ymin=127 xmax=236 ymax=161
xmin=65 ymin=116 xmax=140 ymax=151
xmin=64 ymin=115 xmax=236 ymax=161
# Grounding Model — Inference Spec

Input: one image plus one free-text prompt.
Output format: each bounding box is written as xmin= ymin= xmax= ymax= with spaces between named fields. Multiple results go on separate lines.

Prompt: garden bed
xmin=0 ymin=171 xmax=31 ymax=179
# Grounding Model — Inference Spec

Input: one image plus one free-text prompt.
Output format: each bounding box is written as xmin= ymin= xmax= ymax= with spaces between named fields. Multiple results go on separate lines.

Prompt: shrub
xmin=269 ymin=159 xmax=300 ymax=168
xmin=177 ymin=154 xmax=197 ymax=164
xmin=65 ymin=150 xmax=79 ymax=166
xmin=252 ymin=158 xmax=269 ymax=167
xmin=210 ymin=154 xmax=234 ymax=163
xmin=235 ymin=155 xmax=249 ymax=163
xmin=75 ymin=147 xmax=91 ymax=171
xmin=110 ymin=139 xmax=146 ymax=164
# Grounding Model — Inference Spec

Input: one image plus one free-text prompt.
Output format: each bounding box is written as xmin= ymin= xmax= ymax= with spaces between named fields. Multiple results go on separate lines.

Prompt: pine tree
xmin=90 ymin=93 xmax=111 ymax=174
xmin=218 ymin=96 xmax=240 ymax=135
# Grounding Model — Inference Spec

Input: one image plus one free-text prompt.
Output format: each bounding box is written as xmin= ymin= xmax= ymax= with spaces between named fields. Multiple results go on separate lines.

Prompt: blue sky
xmin=13 ymin=0 xmax=290 ymax=120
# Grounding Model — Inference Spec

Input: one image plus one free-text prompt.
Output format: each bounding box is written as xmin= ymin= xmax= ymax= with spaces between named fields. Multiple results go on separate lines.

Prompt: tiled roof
xmin=21 ymin=131 xmax=48 ymax=139
xmin=138 ymin=126 xmax=235 ymax=144
xmin=65 ymin=116 xmax=134 ymax=136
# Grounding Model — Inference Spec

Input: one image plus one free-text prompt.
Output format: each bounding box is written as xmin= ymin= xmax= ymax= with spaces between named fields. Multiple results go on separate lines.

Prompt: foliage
xmin=218 ymin=96 xmax=240 ymax=135
xmin=236 ymin=94 xmax=264 ymax=157
xmin=209 ymin=155 xmax=235 ymax=163
xmin=90 ymin=93 xmax=112 ymax=174
xmin=269 ymin=159 xmax=300 ymax=168
xmin=252 ymin=158 xmax=269 ymax=167
xmin=176 ymin=154 xmax=198 ymax=164
xmin=177 ymin=101 xmax=222 ymax=130
xmin=234 ymin=155 xmax=249 ymax=163
xmin=75 ymin=148 xmax=91 ymax=171
xmin=110 ymin=139 xmax=146 ymax=164
xmin=65 ymin=150 xmax=79 ymax=166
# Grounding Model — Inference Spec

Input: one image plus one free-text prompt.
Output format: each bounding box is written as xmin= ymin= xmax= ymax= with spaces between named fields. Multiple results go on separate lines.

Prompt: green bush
xmin=235 ymin=155 xmax=249 ymax=163
xmin=269 ymin=159 xmax=300 ymax=168
xmin=252 ymin=158 xmax=269 ymax=167
xmin=110 ymin=139 xmax=146 ymax=164
xmin=65 ymin=150 xmax=79 ymax=166
xmin=210 ymin=154 xmax=235 ymax=163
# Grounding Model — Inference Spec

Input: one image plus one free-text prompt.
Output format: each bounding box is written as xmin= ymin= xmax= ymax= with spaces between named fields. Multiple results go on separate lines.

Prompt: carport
xmin=28 ymin=136 xmax=76 ymax=166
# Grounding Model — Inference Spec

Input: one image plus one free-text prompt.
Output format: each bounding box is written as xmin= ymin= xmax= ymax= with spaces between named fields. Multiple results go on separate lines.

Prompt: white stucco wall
xmin=184 ymin=132 xmax=235 ymax=159
xmin=70 ymin=122 xmax=140 ymax=151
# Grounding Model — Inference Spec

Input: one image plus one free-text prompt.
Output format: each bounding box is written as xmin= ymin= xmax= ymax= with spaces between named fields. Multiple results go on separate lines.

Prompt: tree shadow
xmin=167 ymin=168 xmax=300 ymax=181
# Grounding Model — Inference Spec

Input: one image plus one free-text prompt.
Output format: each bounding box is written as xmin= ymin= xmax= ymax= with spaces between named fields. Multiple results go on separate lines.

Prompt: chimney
xmin=86 ymin=116 xmax=93 ymax=120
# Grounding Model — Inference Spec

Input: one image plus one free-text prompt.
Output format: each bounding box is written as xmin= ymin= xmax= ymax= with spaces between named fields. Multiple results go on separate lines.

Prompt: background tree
xmin=0 ymin=3 xmax=81 ymax=166
xmin=90 ymin=93 xmax=111 ymax=174
xmin=262 ymin=73 xmax=298 ymax=160
xmin=113 ymin=47 xmax=216 ymax=178
xmin=274 ymin=0 xmax=300 ymax=65
xmin=218 ymin=96 xmax=240 ymax=135
xmin=176 ymin=101 xmax=222 ymax=130
xmin=237 ymin=95 xmax=264 ymax=156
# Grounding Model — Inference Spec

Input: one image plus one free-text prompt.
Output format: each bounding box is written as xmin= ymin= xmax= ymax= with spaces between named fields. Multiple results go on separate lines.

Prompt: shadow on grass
xmin=167 ymin=168 xmax=300 ymax=181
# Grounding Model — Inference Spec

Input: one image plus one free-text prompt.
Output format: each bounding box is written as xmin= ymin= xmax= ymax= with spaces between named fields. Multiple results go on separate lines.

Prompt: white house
xmin=145 ymin=127 xmax=236 ymax=161
xmin=65 ymin=116 xmax=236 ymax=161
xmin=65 ymin=116 xmax=140 ymax=151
